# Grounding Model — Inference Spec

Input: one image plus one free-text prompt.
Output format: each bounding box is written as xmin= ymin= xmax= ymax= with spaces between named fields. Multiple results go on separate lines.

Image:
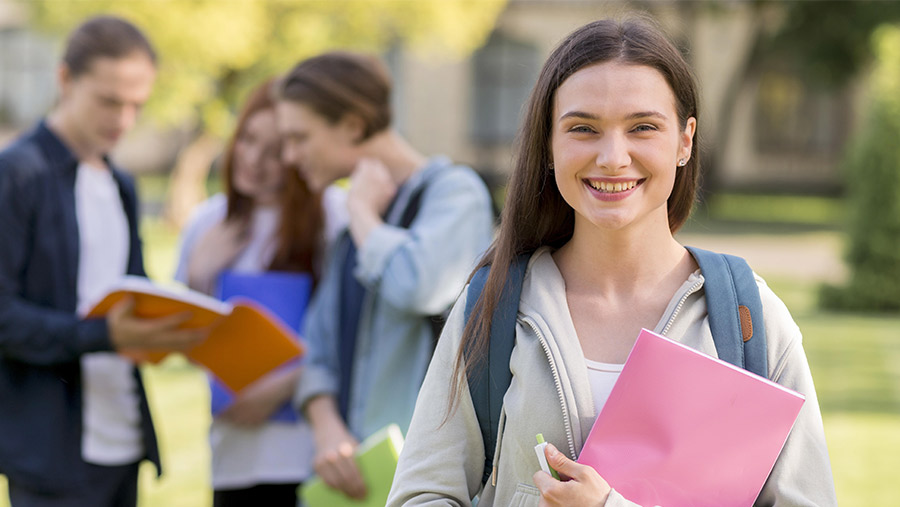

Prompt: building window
xmin=754 ymin=69 xmax=851 ymax=156
xmin=470 ymin=32 xmax=539 ymax=146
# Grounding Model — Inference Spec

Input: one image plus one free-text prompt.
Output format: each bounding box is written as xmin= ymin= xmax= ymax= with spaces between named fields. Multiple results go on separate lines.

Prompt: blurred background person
xmin=277 ymin=51 xmax=495 ymax=500
xmin=0 ymin=15 xmax=206 ymax=507
xmin=174 ymin=78 xmax=346 ymax=507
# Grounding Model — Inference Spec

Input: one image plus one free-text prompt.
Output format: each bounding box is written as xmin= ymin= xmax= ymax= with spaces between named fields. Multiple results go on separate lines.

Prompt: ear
xmin=337 ymin=113 xmax=367 ymax=145
xmin=679 ymin=116 xmax=697 ymax=164
xmin=57 ymin=63 xmax=73 ymax=97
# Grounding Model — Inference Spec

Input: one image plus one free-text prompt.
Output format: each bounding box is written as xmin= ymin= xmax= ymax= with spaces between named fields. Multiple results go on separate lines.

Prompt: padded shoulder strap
xmin=686 ymin=246 xmax=768 ymax=378
xmin=463 ymin=254 xmax=530 ymax=486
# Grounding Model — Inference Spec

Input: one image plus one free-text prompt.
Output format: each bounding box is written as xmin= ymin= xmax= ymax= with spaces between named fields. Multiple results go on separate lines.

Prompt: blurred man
xmin=0 ymin=16 xmax=203 ymax=506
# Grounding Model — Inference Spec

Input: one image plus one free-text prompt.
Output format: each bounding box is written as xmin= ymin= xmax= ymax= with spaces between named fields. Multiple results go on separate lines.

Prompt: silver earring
xmin=549 ymin=163 xmax=555 ymax=172
xmin=678 ymin=158 xmax=687 ymax=167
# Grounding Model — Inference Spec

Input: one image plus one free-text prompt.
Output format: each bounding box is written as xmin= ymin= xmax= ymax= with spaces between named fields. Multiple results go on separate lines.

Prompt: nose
xmin=594 ymin=131 xmax=631 ymax=173
xmin=281 ymin=142 xmax=298 ymax=166
xmin=117 ymin=103 xmax=140 ymax=132
xmin=246 ymin=144 xmax=263 ymax=167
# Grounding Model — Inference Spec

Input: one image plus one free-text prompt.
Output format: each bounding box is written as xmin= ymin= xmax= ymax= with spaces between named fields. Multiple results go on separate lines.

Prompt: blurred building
xmin=0 ymin=0 xmax=862 ymax=194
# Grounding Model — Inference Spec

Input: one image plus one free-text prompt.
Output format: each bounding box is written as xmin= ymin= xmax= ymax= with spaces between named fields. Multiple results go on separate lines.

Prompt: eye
xmin=568 ymin=124 xmax=596 ymax=134
xmin=632 ymin=124 xmax=658 ymax=133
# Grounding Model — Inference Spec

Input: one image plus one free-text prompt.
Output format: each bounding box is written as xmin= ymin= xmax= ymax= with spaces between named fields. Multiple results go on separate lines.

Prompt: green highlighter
xmin=534 ymin=433 xmax=561 ymax=480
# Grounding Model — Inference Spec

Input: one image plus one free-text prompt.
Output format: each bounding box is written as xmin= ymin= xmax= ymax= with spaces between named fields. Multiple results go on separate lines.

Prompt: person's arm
xmin=305 ymin=394 xmax=367 ymax=499
xmin=0 ymin=156 xmax=206 ymax=365
xmin=346 ymin=158 xmax=397 ymax=248
xmin=753 ymin=281 xmax=837 ymax=506
xmin=218 ymin=364 xmax=302 ymax=426
xmin=355 ymin=165 xmax=494 ymax=316
xmin=386 ymin=291 xmax=491 ymax=506
xmin=184 ymin=220 xmax=250 ymax=295
xmin=0 ymin=154 xmax=114 ymax=363
xmin=292 ymin=245 xmax=366 ymax=497
xmin=173 ymin=196 xmax=249 ymax=296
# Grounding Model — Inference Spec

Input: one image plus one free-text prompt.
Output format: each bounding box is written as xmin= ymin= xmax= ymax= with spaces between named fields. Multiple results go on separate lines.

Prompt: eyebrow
xmin=558 ymin=110 xmax=669 ymax=122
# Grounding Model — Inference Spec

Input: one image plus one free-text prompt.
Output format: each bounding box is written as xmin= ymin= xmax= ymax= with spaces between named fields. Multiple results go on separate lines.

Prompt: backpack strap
xmin=398 ymin=175 xmax=446 ymax=345
xmin=463 ymin=254 xmax=530 ymax=486
xmin=685 ymin=246 xmax=768 ymax=378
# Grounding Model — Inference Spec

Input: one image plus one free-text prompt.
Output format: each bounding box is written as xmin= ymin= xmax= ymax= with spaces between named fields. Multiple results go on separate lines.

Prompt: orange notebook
xmin=86 ymin=276 xmax=304 ymax=393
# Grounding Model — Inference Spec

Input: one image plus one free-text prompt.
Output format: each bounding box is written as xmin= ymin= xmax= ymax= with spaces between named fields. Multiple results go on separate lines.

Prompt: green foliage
xmin=821 ymin=25 xmax=900 ymax=311
xmin=765 ymin=0 xmax=900 ymax=89
xmin=25 ymin=0 xmax=508 ymax=138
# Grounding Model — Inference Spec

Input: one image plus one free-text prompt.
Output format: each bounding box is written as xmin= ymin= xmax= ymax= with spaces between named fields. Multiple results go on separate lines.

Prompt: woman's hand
xmin=217 ymin=366 xmax=301 ymax=427
xmin=533 ymin=443 xmax=611 ymax=507
xmin=347 ymin=157 xmax=396 ymax=247
xmin=187 ymin=219 xmax=250 ymax=294
xmin=307 ymin=396 xmax=367 ymax=499
xmin=349 ymin=157 xmax=397 ymax=217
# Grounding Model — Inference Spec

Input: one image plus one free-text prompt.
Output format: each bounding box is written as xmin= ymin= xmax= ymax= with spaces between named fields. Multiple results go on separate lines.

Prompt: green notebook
xmin=300 ymin=424 xmax=405 ymax=507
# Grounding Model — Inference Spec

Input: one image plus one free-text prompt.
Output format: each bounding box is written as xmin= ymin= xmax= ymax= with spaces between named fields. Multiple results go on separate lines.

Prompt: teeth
xmin=588 ymin=180 xmax=638 ymax=193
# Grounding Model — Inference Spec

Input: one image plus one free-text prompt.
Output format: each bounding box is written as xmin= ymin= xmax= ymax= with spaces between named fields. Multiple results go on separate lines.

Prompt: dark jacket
xmin=0 ymin=121 xmax=160 ymax=494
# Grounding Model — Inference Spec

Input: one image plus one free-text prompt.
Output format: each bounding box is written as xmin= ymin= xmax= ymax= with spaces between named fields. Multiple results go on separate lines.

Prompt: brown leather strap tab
xmin=738 ymin=305 xmax=753 ymax=342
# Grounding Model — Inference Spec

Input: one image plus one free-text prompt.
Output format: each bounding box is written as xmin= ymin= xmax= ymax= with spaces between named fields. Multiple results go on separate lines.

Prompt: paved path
xmin=676 ymin=230 xmax=847 ymax=283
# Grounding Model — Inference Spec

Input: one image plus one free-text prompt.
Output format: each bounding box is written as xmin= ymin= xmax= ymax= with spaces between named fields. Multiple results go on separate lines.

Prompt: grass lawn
xmin=1 ymin=191 xmax=898 ymax=505
xmin=766 ymin=277 xmax=900 ymax=505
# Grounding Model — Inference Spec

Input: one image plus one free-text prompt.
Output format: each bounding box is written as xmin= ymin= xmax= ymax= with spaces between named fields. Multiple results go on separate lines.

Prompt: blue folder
xmin=209 ymin=270 xmax=313 ymax=423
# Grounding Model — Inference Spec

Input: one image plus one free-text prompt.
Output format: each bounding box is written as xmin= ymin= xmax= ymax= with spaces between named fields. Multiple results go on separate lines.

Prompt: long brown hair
xmin=449 ymin=17 xmax=702 ymax=408
xmin=221 ymin=79 xmax=324 ymax=275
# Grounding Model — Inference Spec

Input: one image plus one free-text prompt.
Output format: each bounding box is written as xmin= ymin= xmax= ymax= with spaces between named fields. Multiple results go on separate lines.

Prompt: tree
xmin=821 ymin=24 xmax=900 ymax=311
xmin=25 ymin=0 xmax=508 ymax=225
xmin=698 ymin=0 xmax=900 ymax=194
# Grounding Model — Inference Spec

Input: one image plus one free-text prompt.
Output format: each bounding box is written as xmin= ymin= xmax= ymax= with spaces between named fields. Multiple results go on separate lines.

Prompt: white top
xmin=74 ymin=162 xmax=144 ymax=465
xmin=175 ymin=187 xmax=346 ymax=488
xmin=585 ymin=358 xmax=624 ymax=416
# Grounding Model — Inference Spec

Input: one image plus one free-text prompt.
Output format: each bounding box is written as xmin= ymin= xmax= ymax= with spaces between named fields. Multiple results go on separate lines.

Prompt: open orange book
xmin=86 ymin=276 xmax=304 ymax=393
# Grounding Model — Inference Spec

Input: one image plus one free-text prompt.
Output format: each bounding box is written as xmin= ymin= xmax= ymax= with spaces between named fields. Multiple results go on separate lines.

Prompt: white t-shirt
xmin=74 ymin=162 xmax=144 ymax=465
xmin=585 ymin=358 xmax=624 ymax=415
xmin=175 ymin=187 xmax=346 ymax=488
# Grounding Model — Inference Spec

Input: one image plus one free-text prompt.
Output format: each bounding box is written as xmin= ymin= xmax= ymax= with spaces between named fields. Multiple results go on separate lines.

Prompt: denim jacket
xmin=294 ymin=156 xmax=494 ymax=439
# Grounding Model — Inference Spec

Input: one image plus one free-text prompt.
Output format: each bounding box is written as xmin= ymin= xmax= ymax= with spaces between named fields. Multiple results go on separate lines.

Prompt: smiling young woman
xmin=387 ymin=17 xmax=837 ymax=507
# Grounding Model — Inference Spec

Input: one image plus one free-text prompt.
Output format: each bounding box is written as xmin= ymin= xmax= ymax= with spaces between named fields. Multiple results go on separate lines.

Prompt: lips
xmin=586 ymin=179 xmax=641 ymax=193
xmin=583 ymin=178 xmax=645 ymax=201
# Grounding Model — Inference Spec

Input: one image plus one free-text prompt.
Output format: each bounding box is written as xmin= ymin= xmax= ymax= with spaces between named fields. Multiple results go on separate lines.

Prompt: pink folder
xmin=577 ymin=329 xmax=805 ymax=506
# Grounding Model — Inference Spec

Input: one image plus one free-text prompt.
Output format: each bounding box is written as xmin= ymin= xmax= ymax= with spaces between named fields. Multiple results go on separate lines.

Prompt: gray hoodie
xmin=388 ymin=247 xmax=836 ymax=506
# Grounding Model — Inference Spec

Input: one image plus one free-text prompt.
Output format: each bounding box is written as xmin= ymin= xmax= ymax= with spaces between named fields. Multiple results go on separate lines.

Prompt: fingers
xmin=545 ymin=443 xmax=581 ymax=482
xmin=134 ymin=312 xmax=206 ymax=350
xmin=315 ymin=444 xmax=367 ymax=499
xmin=107 ymin=296 xmax=136 ymax=321
xmin=141 ymin=310 xmax=194 ymax=331
xmin=533 ymin=468 xmax=557 ymax=489
xmin=335 ymin=442 xmax=367 ymax=499
xmin=109 ymin=308 xmax=208 ymax=351
xmin=157 ymin=327 xmax=207 ymax=351
xmin=535 ymin=443 xmax=612 ymax=505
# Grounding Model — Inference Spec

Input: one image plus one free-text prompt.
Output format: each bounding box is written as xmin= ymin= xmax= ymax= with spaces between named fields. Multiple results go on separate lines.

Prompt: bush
xmin=821 ymin=26 xmax=900 ymax=311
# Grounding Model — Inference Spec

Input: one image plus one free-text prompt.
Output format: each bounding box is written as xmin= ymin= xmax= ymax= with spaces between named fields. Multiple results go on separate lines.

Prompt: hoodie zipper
xmin=523 ymin=317 xmax=578 ymax=460
xmin=661 ymin=279 xmax=704 ymax=335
